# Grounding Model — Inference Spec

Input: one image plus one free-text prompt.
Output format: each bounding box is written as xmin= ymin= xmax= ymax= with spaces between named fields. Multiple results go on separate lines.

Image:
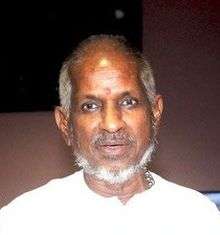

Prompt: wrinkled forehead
xmin=69 ymin=51 xmax=139 ymax=88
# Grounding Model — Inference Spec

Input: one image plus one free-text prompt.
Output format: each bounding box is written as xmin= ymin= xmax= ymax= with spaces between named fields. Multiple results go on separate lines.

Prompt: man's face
xmin=68 ymin=54 xmax=154 ymax=173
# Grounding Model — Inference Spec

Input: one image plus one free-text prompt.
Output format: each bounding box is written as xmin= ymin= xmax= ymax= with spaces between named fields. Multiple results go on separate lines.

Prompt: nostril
xmin=99 ymin=107 xmax=125 ymax=133
xmin=100 ymin=122 xmax=121 ymax=132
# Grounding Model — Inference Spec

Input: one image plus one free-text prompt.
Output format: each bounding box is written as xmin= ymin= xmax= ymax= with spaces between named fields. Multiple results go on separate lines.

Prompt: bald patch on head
xmin=69 ymin=35 xmax=138 ymax=79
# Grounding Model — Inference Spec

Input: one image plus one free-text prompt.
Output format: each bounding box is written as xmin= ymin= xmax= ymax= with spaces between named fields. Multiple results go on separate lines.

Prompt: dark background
xmin=0 ymin=0 xmax=219 ymax=208
xmin=0 ymin=1 xmax=142 ymax=112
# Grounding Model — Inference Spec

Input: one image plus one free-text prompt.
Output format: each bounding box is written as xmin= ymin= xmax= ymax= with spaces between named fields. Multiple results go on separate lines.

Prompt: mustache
xmin=92 ymin=131 xmax=135 ymax=146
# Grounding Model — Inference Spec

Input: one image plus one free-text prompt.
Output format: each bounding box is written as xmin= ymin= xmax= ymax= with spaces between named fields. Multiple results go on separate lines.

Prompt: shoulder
xmin=151 ymin=172 xmax=220 ymax=219
xmin=0 ymin=170 xmax=85 ymax=234
xmin=137 ymin=172 xmax=220 ymax=233
xmin=0 ymin=170 xmax=83 ymax=216
xmin=152 ymin=172 xmax=215 ymax=205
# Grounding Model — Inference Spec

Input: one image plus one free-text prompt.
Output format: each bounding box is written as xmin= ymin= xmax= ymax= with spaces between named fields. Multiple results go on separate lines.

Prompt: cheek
xmin=71 ymin=115 xmax=98 ymax=143
xmin=125 ymin=110 xmax=152 ymax=144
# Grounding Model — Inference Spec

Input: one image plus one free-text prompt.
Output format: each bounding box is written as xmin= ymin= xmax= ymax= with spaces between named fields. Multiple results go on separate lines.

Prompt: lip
xmin=97 ymin=144 xmax=130 ymax=156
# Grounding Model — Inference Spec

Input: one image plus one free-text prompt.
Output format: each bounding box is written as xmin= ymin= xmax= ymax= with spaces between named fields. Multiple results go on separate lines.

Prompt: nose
xmin=99 ymin=105 xmax=125 ymax=133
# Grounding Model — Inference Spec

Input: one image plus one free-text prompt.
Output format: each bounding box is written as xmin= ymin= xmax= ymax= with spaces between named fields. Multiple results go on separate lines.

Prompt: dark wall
xmin=143 ymin=0 xmax=220 ymax=190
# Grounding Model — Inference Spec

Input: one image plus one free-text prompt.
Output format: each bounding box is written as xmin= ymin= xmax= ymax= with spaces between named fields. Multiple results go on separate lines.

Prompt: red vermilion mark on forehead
xmin=104 ymin=88 xmax=111 ymax=95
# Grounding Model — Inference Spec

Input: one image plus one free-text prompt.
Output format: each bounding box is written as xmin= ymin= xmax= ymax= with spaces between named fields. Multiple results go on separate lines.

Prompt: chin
xmin=74 ymin=143 xmax=155 ymax=185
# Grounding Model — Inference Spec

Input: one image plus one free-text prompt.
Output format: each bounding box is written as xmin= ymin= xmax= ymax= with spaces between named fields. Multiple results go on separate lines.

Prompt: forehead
xmin=70 ymin=53 xmax=143 ymax=97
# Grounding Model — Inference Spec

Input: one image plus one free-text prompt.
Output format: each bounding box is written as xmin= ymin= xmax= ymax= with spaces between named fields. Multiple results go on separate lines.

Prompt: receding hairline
xmin=58 ymin=34 xmax=156 ymax=113
xmin=67 ymin=34 xmax=140 ymax=77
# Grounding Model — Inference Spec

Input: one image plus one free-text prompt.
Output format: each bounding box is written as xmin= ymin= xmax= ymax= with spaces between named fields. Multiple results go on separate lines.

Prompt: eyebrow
xmin=85 ymin=91 xmax=132 ymax=100
xmin=82 ymin=91 xmax=135 ymax=100
xmin=119 ymin=91 xmax=133 ymax=98
xmin=83 ymin=95 xmax=101 ymax=101
xmin=75 ymin=95 xmax=101 ymax=104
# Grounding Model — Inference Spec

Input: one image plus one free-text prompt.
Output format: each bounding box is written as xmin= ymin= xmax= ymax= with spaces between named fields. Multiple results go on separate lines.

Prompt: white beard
xmin=75 ymin=143 xmax=155 ymax=185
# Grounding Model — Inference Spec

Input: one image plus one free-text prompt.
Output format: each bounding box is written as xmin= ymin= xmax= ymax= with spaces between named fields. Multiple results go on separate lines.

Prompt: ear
xmin=54 ymin=106 xmax=71 ymax=146
xmin=152 ymin=95 xmax=163 ymax=130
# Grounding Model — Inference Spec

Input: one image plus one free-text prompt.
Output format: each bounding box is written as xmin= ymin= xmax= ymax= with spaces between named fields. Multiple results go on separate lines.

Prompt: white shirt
xmin=0 ymin=170 xmax=220 ymax=234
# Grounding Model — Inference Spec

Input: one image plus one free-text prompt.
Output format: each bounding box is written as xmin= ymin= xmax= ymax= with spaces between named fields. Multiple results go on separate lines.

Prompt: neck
xmin=84 ymin=170 xmax=148 ymax=204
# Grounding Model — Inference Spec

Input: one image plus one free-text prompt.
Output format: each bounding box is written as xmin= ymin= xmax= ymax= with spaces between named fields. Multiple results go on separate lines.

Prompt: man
xmin=0 ymin=35 xmax=220 ymax=234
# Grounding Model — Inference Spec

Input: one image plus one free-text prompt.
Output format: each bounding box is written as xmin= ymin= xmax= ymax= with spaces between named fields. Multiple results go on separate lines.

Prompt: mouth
xmin=96 ymin=143 xmax=131 ymax=157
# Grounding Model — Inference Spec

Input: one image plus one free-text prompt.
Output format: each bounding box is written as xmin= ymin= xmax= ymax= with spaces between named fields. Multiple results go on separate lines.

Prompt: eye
xmin=120 ymin=97 xmax=138 ymax=108
xmin=81 ymin=102 xmax=100 ymax=112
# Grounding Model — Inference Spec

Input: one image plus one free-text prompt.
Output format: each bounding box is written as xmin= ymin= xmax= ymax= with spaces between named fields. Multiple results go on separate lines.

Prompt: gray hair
xmin=58 ymin=35 xmax=156 ymax=114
